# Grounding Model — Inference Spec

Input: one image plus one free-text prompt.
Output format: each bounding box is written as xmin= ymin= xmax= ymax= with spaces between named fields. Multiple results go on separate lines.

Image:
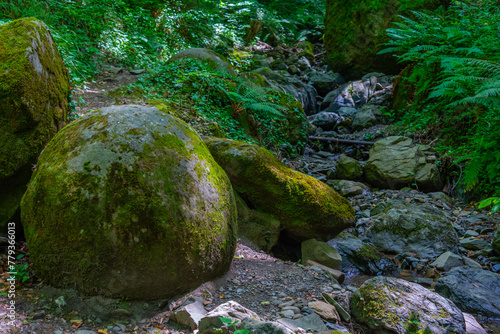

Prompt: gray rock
xmin=364 ymin=201 xmax=458 ymax=259
xmin=168 ymin=48 xmax=235 ymax=75
xmin=279 ymin=310 xmax=295 ymax=318
xmin=352 ymin=105 xmax=382 ymax=130
xmin=277 ymin=313 xmax=327 ymax=332
xmin=435 ymin=267 xmax=500 ymax=317
xmin=250 ymin=68 xmax=317 ymax=115
xmin=430 ymin=252 xmax=481 ymax=271
xmin=287 ymin=65 xmax=300 ymax=75
xmin=296 ymin=56 xmax=311 ymax=71
xmin=241 ymin=318 xmax=293 ymax=334
xmin=129 ymin=69 xmax=145 ymax=75
xmin=463 ymin=313 xmax=487 ymax=334
xmin=235 ymin=194 xmax=281 ymax=253
xmin=365 ymin=136 xmax=443 ymax=192
xmin=76 ymin=331 xmax=98 ymax=334
xmin=328 ymin=232 xmax=395 ymax=275
xmin=199 ymin=301 xmax=260 ymax=334
xmin=337 ymin=107 xmax=357 ymax=117
xmin=351 ymin=276 xmax=466 ymax=334
xmin=428 ymin=192 xmax=452 ymax=202
xmin=307 ymin=71 xmax=345 ymax=97
xmin=301 ymin=239 xmax=342 ymax=270
xmin=307 ymin=112 xmax=341 ymax=131
xmin=171 ymin=296 xmax=207 ymax=330
xmin=324 ymin=78 xmax=376 ymax=111
xmin=327 ymin=180 xmax=370 ymax=197
xmin=335 ymin=155 xmax=363 ymax=180
xmin=460 ymin=237 xmax=489 ymax=250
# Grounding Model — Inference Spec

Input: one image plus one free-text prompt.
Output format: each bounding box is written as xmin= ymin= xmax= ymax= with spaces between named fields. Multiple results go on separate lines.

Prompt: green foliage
xmin=128 ymin=59 xmax=303 ymax=153
xmin=478 ymin=197 xmax=500 ymax=214
xmin=380 ymin=1 xmax=500 ymax=197
xmin=0 ymin=0 xmax=324 ymax=84
xmin=12 ymin=254 xmax=30 ymax=283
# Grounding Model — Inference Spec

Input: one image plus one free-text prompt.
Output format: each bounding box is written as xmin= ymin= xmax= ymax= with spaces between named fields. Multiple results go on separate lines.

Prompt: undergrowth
xmin=380 ymin=1 xmax=500 ymax=198
xmin=127 ymin=58 xmax=306 ymax=154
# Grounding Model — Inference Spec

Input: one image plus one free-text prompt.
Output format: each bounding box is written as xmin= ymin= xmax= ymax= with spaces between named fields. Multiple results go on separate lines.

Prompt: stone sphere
xmin=21 ymin=105 xmax=237 ymax=300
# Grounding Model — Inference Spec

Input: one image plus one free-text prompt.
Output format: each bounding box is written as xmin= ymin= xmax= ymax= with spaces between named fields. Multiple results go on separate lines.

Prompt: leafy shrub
xmin=380 ymin=1 xmax=500 ymax=197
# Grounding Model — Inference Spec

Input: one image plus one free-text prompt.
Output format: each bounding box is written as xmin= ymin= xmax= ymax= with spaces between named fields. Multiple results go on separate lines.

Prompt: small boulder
xmin=328 ymin=232 xmax=395 ymax=275
xmin=460 ymin=237 xmax=489 ymax=250
xmin=463 ymin=313 xmax=488 ymax=334
xmin=307 ymin=71 xmax=345 ymax=97
xmin=365 ymin=136 xmax=443 ymax=191
xmin=301 ymin=239 xmax=342 ymax=270
xmin=364 ymin=201 xmax=458 ymax=259
xmin=235 ymin=194 xmax=281 ymax=252
xmin=335 ymin=155 xmax=363 ymax=180
xmin=277 ymin=313 xmax=327 ymax=332
xmin=307 ymin=111 xmax=341 ymax=131
xmin=435 ymin=267 xmax=500 ymax=317
xmin=168 ymin=48 xmax=235 ymax=75
xmin=172 ymin=296 xmax=207 ymax=330
xmin=351 ymin=276 xmax=466 ymax=334
xmin=308 ymin=300 xmax=340 ymax=321
xmin=352 ymin=105 xmax=382 ymax=130
xmin=327 ymin=180 xmax=370 ymax=197
xmin=204 ymin=138 xmax=354 ymax=242
xmin=430 ymin=251 xmax=481 ymax=271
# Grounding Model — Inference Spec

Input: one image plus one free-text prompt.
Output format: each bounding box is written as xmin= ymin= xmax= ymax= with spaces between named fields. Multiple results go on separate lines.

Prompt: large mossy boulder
xmin=365 ymin=136 xmax=443 ymax=191
xmin=351 ymin=276 xmax=466 ymax=334
xmin=168 ymin=48 xmax=235 ymax=75
xmin=364 ymin=200 xmax=458 ymax=259
xmin=21 ymin=105 xmax=237 ymax=300
xmin=0 ymin=17 xmax=69 ymax=229
xmin=204 ymin=138 xmax=355 ymax=242
xmin=324 ymin=0 xmax=449 ymax=79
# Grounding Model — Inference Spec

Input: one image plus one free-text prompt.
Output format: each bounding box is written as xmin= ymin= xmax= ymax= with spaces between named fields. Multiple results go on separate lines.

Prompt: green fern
xmin=380 ymin=2 xmax=500 ymax=197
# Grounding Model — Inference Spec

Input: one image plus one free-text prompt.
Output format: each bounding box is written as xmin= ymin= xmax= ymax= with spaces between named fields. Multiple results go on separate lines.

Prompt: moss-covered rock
xmin=235 ymin=193 xmax=281 ymax=253
xmin=335 ymin=155 xmax=363 ymax=181
xmin=365 ymin=136 xmax=443 ymax=192
xmin=204 ymin=138 xmax=355 ymax=242
xmin=365 ymin=200 xmax=458 ymax=259
xmin=0 ymin=17 xmax=69 ymax=228
xmin=21 ymin=105 xmax=237 ymax=300
xmin=351 ymin=276 xmax=466 ymax=334
xmin=301 ymin=238 xmax=342 ymax=270
xmin=328 ymin=232 xmax=395 ymax=275
xmin=324 ymin=0 xmax=449 ymax=79
xmin=168 ymin=48 xmax=235 ymax=75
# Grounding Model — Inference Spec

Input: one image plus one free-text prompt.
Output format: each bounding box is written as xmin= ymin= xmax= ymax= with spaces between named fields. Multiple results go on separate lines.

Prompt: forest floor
xmin=1 ymin=68 xmax=499 ymax=334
